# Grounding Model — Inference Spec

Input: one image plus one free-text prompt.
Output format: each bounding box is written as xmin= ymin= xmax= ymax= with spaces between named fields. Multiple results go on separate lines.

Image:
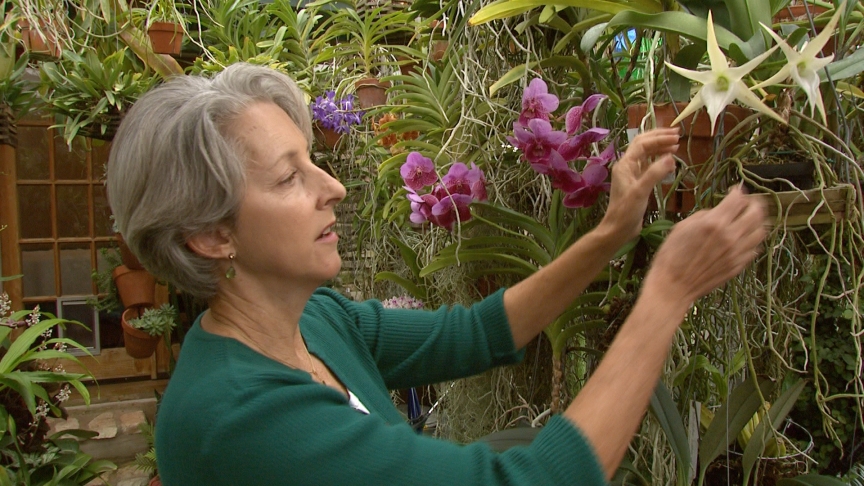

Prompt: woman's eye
xmin=280 ymin=172 xmax=297 ymax=185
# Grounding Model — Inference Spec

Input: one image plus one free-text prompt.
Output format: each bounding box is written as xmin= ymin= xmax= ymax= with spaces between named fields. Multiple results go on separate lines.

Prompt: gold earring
xmin=225 ymin=253 xmax=236 ymax=280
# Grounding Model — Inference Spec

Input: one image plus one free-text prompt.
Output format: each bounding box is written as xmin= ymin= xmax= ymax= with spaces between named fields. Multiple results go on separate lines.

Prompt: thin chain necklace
xmin=302 ymin=342 xmax=326 ymax=385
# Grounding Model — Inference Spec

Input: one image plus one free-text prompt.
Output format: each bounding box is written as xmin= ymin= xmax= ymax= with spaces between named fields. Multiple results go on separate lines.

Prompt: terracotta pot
xmin=112 ymin=265 xmax=156 ymax=309
xmin=396 ymin=55 xmax=419 ymax=76
xmin=627 ymin=102 xmax=752 ymax=213
xmin=773 ymin=5 xmax=834 ymax=56
xmin=147 ymin=22 xmax=184 ymax=56
xmin=115 ymin=233 xmax=145 ymax=270
xmin=121 ymin=306 xmax=161 ymax=359
xmin=17 ymin=19 xmax=61 ymax=58
xmin=354 ymin=78 xmax=390 ymax=109
xmin=313 ymin=123 xmax=343 ymax=150
xmin=431 ymin=40 xmax=448 ymax=62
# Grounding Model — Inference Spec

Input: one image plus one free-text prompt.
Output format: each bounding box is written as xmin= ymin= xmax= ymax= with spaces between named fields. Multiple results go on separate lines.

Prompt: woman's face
xmin=227 ymin=102 xmax=346 ymax=290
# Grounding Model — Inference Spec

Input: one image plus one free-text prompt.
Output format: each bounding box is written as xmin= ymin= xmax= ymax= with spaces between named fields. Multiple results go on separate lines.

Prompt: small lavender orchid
xmin=401 ymin=155 xmax=488 ymax=231
xmin=310 ymin=91 xmax=364 ymax=134
xmin=506 ymin=119 xmax=568 ymax=164
xmin=382 ymin=295 xmax=424 ymax=310
xmin=401 ymin=152 xmax=438 ymax=190
xmin=519 ymin=78 xmax=559 ymax=125
xmin=509 ymin=78 xmax=615 ymax=209
xmin=564 ymin=94 xmax=606 ymax=135
xmin=563 ymin=164 xmax=611 ymax=209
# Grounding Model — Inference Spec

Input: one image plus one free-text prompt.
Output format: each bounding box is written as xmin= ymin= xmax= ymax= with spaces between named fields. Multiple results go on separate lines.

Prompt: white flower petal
xmin=671 ymin=91 xmax=707 ymax=127
xmin=733 ymin=85 xmax=786 ymax=124
xmin=801 ymin=7 xmax=843 ymax=58
xmin=665 ymin=62 xmax=716 ymax=84
xmin=706 ymin=12 xmax=729 ymax=71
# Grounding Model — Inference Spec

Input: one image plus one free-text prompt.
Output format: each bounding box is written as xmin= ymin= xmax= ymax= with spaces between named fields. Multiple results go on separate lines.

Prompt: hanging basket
xmin=147 ymin=22 xmax=184 ymax=56
xmin=354 ymin=78 xmax=390 ymax=109
xmin=112 ymin=265 xmax=156 ymax=309
xmin=755 ymin=184 xmax=854 ymax=229
xmin=121 ymin=306 xmax=161 ymax=359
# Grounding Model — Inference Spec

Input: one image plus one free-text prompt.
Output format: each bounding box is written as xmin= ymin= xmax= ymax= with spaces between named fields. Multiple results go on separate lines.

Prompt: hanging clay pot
xmin=773 ymin=5 xmax=834 ymax=57
xmin=115 ymin=232 xmax=145 ymax=270
xmin=354 ymin=78 xmax=390 ymax=109
xmin=121 ymin=306 xmax=161 ymax=359
xmin=17 ymin=19 xmax=61 ymax=59
xmin=147 ymin=22 xmax=184 ymax=56
xmin=112 ymin=265 xmax=156 ymax=309
xmin=313 ymin=123 xmax=343 ymax=150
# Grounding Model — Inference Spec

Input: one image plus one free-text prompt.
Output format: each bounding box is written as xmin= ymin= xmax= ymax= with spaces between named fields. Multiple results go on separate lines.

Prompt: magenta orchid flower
xmin=564 ymin=94 xmax=607 ymax=135
xmin=558 ymin=127 xmax=610 ymax=161
xmin=402 ymin=153 xmax=488 ymax=231
xmin=586 ymin=143 xmax=617 ymax=167
xmin=563 ymin=164 xmax=611 ymax=208
xmin=507 ymin=119 xmax=568 ymax=165
xmin=530 ymin=150 xmax=583 ymax=193
xmin=519 ymin=78 xmax=559 ymax=125
xmin=469 ymin=163 xmax=488 ymax=201
xmin=400 ymin=152 xmax=438 ymax=190
xmin=431 ymin=191 xmax=474 ymax=231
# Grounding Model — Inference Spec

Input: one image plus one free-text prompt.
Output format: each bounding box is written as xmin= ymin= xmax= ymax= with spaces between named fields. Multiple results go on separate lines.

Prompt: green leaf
xmin=776 ymin=474 xmax=849 ymax=486
xmin=699 ymin=378 xmax=774 ymax=480
xmin=741 ymin=379 xmax=805 ymax=485
xmin=649 ymin=381 xmax=692 ymax=486
xmin=489 ymin=63 xmax=535 ymax=96
xmin=469 ymin=0 xmax=663 ymax=27
xmin=821 ymin=47 xmax=864 ymax=82
xmin=374 ymin=272 xmax=427 ymax=301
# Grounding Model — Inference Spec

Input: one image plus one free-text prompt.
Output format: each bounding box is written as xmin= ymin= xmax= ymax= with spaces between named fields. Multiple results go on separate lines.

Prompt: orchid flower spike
xmin=665 ymin=11 xmax=784 ymax=133
xmin=752 ymin=6 xmax=843 ymax=125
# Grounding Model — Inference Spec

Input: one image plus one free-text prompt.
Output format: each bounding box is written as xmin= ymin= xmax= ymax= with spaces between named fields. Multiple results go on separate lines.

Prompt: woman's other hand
xmin=601 ymin=127 xmax=680 ymax=243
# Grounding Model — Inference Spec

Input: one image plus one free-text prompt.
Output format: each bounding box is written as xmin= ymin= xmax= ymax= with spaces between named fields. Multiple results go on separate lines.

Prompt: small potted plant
xmin=121 ymin=304 xmax=177 ymax=359
xmin=309 ymin=91 xmax=363 ymax=150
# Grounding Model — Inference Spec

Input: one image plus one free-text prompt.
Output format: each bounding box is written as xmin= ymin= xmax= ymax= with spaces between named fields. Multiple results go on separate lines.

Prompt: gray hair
xmin=106 ymin=63 xmax=313 ymax=300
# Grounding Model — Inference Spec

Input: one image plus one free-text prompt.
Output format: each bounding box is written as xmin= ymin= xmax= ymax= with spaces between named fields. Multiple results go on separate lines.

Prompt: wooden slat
xmin=751 ymin=185 xmax=853 ymax=228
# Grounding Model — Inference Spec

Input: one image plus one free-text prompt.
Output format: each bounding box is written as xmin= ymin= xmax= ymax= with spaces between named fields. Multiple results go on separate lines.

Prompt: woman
xmin=107 ymin=63 xmax=766 ymax=485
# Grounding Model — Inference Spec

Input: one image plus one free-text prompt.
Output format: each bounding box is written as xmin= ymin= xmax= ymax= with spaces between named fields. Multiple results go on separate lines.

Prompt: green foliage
xmin=128 ymin=304 xmax=177 ymax=337
xmin=39 ymin=47 xmax=159 ymax=146
xmin=87 ymin=248 xmax=123 ymax=314
xmin=789 ymin=256 xmax=864 ymax=476
xmin=0 ymin=301 xmax=116 ymax=483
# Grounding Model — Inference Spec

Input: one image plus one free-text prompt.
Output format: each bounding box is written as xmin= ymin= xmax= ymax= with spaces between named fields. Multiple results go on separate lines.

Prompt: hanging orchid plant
xmin=400 ymin=152 xmax=488 ymax=231
xmin=507 ymin=78 xmax=615 ymax=208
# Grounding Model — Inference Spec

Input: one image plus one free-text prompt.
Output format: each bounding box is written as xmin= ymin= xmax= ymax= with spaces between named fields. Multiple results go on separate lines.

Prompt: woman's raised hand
xmin=602 ymin=127 xmax=680 ymax=242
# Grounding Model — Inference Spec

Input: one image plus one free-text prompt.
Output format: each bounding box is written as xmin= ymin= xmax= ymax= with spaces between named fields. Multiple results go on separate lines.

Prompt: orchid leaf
xmin=469 ymin=0 xmax=662 ymax=27
xmin=741 ymin=380 xmax=805 ymax=485
xmin=607 ymin=11 xmax=747 ymax=52
xmin=698 ymin=378 xmax=774 ymax=482
xmin=821 ymin=47 xmax=864 ymax=81
xmin=649 ymin=381 xmax=692 ymax=486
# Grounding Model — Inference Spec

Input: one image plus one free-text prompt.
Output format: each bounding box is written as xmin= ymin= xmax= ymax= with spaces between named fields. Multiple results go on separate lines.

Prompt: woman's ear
xmin=186 ymin=227 xmax=233 ymax=260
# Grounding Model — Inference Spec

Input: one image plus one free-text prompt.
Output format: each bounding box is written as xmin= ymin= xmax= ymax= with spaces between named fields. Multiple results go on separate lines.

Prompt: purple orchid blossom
xmin=563 ymin=164 xmax=611 ymax=208
xmin=401 ymin=152 xmax=438 ymax=190
xmin=401 ymin=153 xmax=488 ymax=231
xmin=310 ymin=91 xmax=364 ymax=134
xmin=530 ymin=150 xmax=583 ymax=193
xmin=564 ymin=94 xmax=607 ymax=135
xmin=558 ymin=127 xmax=610 ymax=162
xmin=430 ymin=191 xmax=474 ymax=231
xmin=519 ymin=78 xmax=559 ymax=125
xmin=587 ymin=143 xmax=617 ymax=167
xmin=507 ymin=119 xmax=568 ymax=165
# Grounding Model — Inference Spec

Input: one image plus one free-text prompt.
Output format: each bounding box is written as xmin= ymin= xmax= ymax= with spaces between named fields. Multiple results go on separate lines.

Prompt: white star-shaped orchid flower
xmin=665 ymin=12 xmax=784 ymax=133
xmin=752 ymin=7 xmax=843 ymax=125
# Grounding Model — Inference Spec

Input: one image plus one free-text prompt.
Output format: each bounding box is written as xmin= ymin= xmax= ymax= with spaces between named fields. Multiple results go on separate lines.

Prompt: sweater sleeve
xmin=311 ymin=287 xmax=525 ymax=389
xmin=160 ymin=377 xmax=607 ymax=486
